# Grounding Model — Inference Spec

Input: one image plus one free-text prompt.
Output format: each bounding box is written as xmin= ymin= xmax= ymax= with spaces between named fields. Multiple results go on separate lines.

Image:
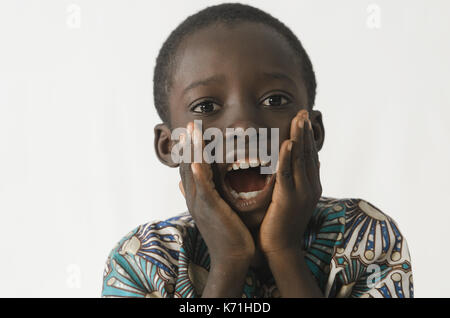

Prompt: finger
xmin=183 ymin=121 xmax=205 ymax=164
xmin=290 ymin=115 xmax=300 ymax=141
xmin=179 ymin=122 xmax=197 ymax=203
xmin=186 ymin=122 xmax=225 ymax=207
xmin=180 ymin=162 xmax=196 ymax=199
xmin=186 ymin=122 xmax=195 ymax=163
xmin=304 ymin=118 xmax=316 ymax=187
xmin=191 ymin=162 xmax=223 ymax=205
xmin=308 ymin=119 xmax=322 ymax=197
xmin=192 ymin=120 xmax=217 ymax=179
xmin=290 ymin=109 xmax=307 ymax=142
xmin=190 ymin=119 xmax=215 ymax=198
xmin=275 ymin=139 xmax=294 ymax=190
xmin=192 ymin=121 xmax=204 ymax=163
xmin=308 ymin=119 xmax=320 ymax=169
xmin=292 ymin=113 xmax=309 ymax=191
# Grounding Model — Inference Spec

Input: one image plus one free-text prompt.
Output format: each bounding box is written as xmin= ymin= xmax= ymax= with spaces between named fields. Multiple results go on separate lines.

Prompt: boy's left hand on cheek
xmin=258 ymin=109 xmax=322 ymax=256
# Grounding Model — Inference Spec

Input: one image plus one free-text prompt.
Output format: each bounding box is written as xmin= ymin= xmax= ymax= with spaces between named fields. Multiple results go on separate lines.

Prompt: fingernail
xmin=287 ymin=141 xmax=293 ymax=151
xmin=298 ymin=118 xmax=304 ymax=129
xmin=187 ymin=123 xmax=193 ymax=135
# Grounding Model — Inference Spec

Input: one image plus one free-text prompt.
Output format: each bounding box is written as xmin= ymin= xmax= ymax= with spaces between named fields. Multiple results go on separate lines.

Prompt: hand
xmin=179 ymin=122 xmax=255 ymax=266
xmin=258 ymin=109 xmax=322 ymax=255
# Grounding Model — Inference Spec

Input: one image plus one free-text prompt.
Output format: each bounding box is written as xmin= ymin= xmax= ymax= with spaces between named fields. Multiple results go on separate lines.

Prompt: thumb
xmin=179 ymin=180 xmax=186 ymax=198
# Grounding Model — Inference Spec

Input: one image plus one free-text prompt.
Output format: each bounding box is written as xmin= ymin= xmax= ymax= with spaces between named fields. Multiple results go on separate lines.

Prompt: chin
xmin=212 ymin=158 xmax=276 ymax=230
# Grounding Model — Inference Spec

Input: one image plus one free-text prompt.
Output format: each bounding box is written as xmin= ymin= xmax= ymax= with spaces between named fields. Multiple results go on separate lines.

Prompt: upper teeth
xmin=249 ymin=161 xmax=259 ymax=167
xmin=227 ymin=159 xmax=270 ymax=171
xmin=239 ymin=162 xmax=249 ymax=169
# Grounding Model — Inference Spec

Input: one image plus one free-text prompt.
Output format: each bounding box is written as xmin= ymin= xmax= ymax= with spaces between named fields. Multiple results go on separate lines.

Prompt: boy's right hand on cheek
xmin=178 ymin=122 xmax=255 ymax=268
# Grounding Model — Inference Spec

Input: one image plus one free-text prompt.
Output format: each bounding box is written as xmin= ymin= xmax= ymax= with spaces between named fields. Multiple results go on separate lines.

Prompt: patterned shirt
xmin=101 ymin=196 xmax=413 ymax=298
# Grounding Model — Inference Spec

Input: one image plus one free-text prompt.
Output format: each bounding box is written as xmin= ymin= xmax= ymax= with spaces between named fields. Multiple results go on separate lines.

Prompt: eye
xmin=262 ymin=94 xmax=290 ymax=107
xmin=191 ymin=100 xmax=220 ymax=114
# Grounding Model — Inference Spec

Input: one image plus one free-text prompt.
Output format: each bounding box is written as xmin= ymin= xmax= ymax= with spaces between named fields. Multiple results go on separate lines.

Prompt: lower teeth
xmin=227 ymin=173 xmax=272 ymax=201
xmin=230 ymin=189 xmax=262 ymax=200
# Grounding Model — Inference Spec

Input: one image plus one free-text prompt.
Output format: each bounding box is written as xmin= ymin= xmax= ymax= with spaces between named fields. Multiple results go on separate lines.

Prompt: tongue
xmin=225 ymin=168 xmax=267 ymax=193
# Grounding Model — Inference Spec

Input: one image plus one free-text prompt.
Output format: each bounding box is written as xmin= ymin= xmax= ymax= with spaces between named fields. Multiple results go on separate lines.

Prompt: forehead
xmin=170 ymin=21 xmax=303 ymax=92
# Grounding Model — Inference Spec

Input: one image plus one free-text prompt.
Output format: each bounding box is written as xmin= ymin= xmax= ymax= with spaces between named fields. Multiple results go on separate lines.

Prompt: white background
xmin=0 ymin=0 xmax=448 ymax=297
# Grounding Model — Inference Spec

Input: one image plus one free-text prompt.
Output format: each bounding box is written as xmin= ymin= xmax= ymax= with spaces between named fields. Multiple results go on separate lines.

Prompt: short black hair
xmin=153 ymin=2 xmax=317 ymax=124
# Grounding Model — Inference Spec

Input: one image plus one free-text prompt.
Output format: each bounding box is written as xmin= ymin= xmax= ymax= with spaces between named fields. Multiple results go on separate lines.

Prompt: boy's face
xmin=156 ymin=22 xmax=324 ymax=230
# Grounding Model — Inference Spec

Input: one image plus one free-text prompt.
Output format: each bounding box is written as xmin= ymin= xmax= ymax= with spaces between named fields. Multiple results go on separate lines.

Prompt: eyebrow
xmin=182 ymin=71 xmax=298 ymax=96
xmin=182 ymin=74 xmax=226 ymax=96
xmin=261 ymin=71 xmax=298 ymax=89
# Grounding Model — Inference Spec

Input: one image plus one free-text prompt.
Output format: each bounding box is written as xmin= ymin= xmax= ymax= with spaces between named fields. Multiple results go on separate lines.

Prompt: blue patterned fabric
xmin=101 ymin=196 xmax=413 ymax=298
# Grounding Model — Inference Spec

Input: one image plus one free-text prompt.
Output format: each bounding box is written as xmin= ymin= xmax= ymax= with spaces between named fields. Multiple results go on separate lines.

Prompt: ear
xmin=310 ymin=110 xmax=325 ymax=151
xmin=154 ymin=123 xmax=179 ymax=167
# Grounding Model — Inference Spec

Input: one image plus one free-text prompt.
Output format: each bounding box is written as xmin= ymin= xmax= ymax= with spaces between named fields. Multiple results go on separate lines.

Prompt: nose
xmin=223 ymin=97 xmax=263 ymax=131
xmin=227 ymin=119 xmax=261 ymax=131
xmin=218 ymin=95 xmax=268 ymax=162
xmin=224 ymin=119 xmax=263 ymax=163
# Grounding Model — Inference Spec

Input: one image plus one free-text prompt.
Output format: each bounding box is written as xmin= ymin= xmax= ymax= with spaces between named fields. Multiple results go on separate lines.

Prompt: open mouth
xmin=220 ymin=159 xmax=275 ymax=211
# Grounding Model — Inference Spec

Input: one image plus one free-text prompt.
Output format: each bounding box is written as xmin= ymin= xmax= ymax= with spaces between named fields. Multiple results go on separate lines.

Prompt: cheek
xmin=166 ymin=99 xmax=191 ymax=129
xmin=169 ymin=117 xmax=188 ymax=130
xmin=263 ymin=108 xmax=300 ymax=142
xmin=269 ymin=118 xmax=294 ymax=143
xmin=279 ymin=124 xmax=292 ymax=141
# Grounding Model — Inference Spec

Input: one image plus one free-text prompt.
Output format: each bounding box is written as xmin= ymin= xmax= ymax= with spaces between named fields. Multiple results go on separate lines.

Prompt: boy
xmin=102 ymin=3 xmax=413 ymax=298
